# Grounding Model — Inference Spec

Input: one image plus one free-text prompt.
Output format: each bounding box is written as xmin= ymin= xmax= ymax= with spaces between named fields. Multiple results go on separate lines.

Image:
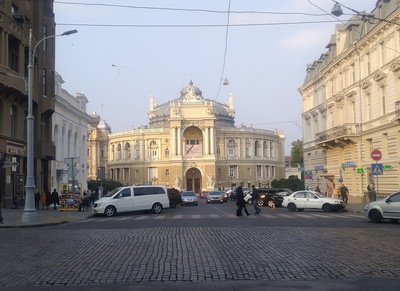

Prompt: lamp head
xmin=331 ymin=3 xmax=343 ymax=17
xmin=62 ymin=29 xmax=78 ymax=36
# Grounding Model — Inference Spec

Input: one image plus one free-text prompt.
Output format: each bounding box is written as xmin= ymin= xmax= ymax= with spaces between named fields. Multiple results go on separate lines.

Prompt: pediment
xmin=390 ymin=61 xmax=400 ymax=72
xmin=361 ymin=80 xmax=371 ymax=90
xmin=373 ymin=70 xmax=387 ymax=83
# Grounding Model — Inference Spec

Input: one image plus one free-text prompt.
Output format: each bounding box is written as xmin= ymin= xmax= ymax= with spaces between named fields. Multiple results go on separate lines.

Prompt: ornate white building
xmin=299 ymin=0 xmax=400 ymax=200
xmin=51 ymin=72 xmax=94 ymax=193
xmin=106 ymin=81 xmax=286 ymax=192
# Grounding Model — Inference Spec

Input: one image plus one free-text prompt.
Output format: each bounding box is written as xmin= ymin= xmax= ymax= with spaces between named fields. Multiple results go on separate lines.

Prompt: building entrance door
xmin=186 ymin=168 xmax=201 ymax=194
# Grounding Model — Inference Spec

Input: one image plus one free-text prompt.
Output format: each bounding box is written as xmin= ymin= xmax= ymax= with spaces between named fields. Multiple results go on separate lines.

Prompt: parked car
xmin=93 ymin=185 xmax=169 ymax=217
xmin=167 ymin=188 xmax=182 ymax=208
xmin=257 ymin=188 xmax=294 ymax=208
xmin=206 ymin=191 xmax=224 ymax=204
xmin=282 ymin=190 xmax=346 ymax=212
xmin=181 ymin=191 xmax=198 ymax=206
xmin=364 ymin=191 xmax=400 ymax=223
xmin=200 ymin=191 xmax=209 ymax=199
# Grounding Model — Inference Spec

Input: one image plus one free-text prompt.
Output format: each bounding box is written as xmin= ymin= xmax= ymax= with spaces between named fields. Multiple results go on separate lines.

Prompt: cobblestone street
xmin=1 ymin=225 xmax=399 ymax=289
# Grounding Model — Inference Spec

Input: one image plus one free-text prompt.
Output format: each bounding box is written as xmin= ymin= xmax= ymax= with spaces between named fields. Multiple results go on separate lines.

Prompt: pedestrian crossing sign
xmin=371 ymin=163 xmax=383 ymax=175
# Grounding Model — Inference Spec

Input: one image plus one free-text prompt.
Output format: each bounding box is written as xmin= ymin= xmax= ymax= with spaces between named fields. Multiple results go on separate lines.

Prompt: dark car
xmin=167 ymin=188 xmax=182 ymax=208
xmin=256 ymin=188 xmax=293 ymax=208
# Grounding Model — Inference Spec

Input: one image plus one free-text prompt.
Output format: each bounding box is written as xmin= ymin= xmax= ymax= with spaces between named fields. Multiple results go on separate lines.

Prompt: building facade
xmin=106 ymin=81 xmax=286 ymax=192
xmin=299 ymin=0 xmax=400 ymax=200
xmin=87 ymin=114 xmax=110 ymax=183
xmin=0 ymin=0 xmax=55 ymax=207
xmin=51 ymin=72 xmax=94 ymax=194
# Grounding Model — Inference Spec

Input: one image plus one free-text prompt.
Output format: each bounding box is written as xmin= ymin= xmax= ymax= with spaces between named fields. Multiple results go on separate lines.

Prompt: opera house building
xmin=106 ymin=81 xmax=286 ymax=193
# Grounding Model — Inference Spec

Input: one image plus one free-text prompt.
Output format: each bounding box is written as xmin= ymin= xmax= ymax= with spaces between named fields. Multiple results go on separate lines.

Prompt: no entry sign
xmin=371 ymin=149 xmax=382 ymax=161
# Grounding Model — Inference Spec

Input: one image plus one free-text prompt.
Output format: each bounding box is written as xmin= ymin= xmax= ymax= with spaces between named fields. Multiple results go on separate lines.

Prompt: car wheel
xmin=257 ymin=199 xmax=264 ymax=207
xmin=104 ymin=205 xmax=116 ymax=217
xmin=170 ymin=200 xmax=177 ymax=208
xmin=152 ymin=202 xmax=163 ymax=214
xmin=369 ymin=210 xmax=382 ymax=223
xmin=297 ymin=208 xmax=304 ymax=212
xmin=287 ymin=203 xmax=296 ymax=212
xmin=323 ymin=204 xmax=333 ymax=212
xmin=267 ymin=200 xmax=276 ymax=208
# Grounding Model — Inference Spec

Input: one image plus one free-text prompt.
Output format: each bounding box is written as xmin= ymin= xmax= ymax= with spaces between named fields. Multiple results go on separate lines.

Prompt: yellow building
xmin=299 ymin=1 xmax=400 ymax=200
xmin=107 ymin=81 xmax=286 ymax=192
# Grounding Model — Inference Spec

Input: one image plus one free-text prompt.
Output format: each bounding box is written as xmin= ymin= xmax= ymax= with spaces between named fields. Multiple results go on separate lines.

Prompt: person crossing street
xmin=251 ymin=185 xmax=261 ymax=214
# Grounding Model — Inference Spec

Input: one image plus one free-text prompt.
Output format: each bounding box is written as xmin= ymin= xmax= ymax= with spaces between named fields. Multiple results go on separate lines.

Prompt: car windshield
xmin=208 ymin=191 xmax=221 ymax=195
xmin=314 ymin=192 xmax=326 ymax=198
xmin=182 ymin=192 xmax=195 ymax=196
xmin=104 ymin=187 xmax=122 ymax=198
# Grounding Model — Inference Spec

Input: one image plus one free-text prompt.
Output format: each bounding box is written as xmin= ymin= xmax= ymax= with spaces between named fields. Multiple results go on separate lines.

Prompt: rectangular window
xmin=381 ymin=86 xmax=386 ymax=114
xmin=165 ymin=169 xmax=170 ymax=176
xmin=256 ymin=166 xmax=261 ymax=178
xmin=10 ymin=53 xmax=18 ymax=72
xmin=42 ymin=68 xmax=47 ymax=96
xmin=43 ymin=25 xmax=48 ymax=51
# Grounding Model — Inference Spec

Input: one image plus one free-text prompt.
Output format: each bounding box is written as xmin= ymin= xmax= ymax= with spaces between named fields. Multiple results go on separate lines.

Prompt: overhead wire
xmin=215 ymin=0 xmax=231 ymax=102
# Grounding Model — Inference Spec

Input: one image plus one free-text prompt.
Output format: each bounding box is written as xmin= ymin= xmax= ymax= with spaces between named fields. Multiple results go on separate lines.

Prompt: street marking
xmin=295 ymin=214 xmax=313 ymax=218
xmin=77 ymin=212 xmax=364 ymax=222
xmin=277 ymin=214 xmax=296 ymax=218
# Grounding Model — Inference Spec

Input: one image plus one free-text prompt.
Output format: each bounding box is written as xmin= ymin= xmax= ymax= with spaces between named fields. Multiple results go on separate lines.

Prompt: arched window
xmin=117 ymin=144 xmax=122 ymax=160
xmin=165 ymin=148 xmax=170 ymax=157
xmin=124 ymin=142 xmax=131 ymax=159
xmin=227 ymin=139 xmax=235 ymax=156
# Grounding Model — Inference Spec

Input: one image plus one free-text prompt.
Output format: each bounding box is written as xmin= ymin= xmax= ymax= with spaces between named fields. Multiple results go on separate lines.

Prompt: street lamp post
xmin=22 ymin=29 xmax=77 ymax=223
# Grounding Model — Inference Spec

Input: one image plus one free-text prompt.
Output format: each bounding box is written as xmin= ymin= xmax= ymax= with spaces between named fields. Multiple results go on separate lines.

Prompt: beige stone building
xmin=106 ymin=81 xmax=286 ymax=192
xmin=299 ymin=0 xmax=400 ymax=200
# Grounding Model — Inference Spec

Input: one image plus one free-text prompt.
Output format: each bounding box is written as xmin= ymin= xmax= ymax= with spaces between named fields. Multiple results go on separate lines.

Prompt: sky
xmin=53 ymin=0 xmax=370 ymax=154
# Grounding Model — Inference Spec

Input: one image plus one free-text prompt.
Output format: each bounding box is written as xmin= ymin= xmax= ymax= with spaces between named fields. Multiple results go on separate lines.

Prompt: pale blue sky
xmin=54 ymin=0 xmax=369 ymax=154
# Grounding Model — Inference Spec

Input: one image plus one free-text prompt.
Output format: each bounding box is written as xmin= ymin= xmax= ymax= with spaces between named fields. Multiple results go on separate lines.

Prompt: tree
xmin=271 ymin=177 xmax=304 ymax=191
xmin=291 ymin=139 xmax=303 ymax=167
xmin=87 ymin=179 xmax=123 ymax=195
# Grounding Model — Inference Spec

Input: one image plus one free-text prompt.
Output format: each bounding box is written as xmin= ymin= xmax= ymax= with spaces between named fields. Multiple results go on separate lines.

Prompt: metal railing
xmin=315 ymin=123 xmax=358 ymax=143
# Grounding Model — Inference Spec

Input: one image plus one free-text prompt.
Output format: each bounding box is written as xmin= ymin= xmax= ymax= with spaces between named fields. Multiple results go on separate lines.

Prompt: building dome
xmin=148 ymin=81 xmax=235 ymax=128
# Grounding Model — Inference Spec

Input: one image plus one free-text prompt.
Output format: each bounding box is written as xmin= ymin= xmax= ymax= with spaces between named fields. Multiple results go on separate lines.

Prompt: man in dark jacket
xmin=236 ymin=182 xmax=250 ymax=216
xmin=251 ymin=185 xmax=261 ymax=214
xmin=51 ymin=189 xmax=59 ymax=210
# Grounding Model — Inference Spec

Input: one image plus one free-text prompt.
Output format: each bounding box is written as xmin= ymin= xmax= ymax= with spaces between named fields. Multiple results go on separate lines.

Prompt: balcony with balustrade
xmin=315 ymin=123 xmax=360 ymax=149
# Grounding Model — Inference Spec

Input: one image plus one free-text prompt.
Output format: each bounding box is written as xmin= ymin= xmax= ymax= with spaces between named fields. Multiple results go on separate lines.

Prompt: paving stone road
xmin=1 ymin=225 xmax=400 ymax=290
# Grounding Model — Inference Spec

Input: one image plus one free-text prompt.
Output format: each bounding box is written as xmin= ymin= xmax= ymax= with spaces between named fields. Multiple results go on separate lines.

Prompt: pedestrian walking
xmin=315 ymin=186 xmax=321 ymax=193
xmin=339 ymin=184 xmax=349 ymax=204
xmin=46 ymin=190 xmax=51 ymax=209
xmin=251 ymin=185 xmax=261 ymax=214
xmin=51 ymin=188 xmax=59 ymax=210
xmin=40 ymin=190 xmax=47 ymax=210
xmin=86 ymin=189 xmax=92 ymax=205
xmin=236 ymin=182 xmax=250 ymax=216
xmin=34 ymin=189 xmax=40 ymax=210
xmin=367 ymin=183 xmax=377 ymax=202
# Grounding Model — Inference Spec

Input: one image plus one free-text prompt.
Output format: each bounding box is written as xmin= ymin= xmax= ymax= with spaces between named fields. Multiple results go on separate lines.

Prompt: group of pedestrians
xmin=33 ymin=188 xmax=60 ymax=210
xmin=235 ymin=183 xmax=261 ymax=216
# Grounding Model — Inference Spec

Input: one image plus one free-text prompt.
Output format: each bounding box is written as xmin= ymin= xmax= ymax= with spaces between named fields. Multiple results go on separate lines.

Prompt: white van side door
xmin=115 ymin=187 xmax=133 ymax=213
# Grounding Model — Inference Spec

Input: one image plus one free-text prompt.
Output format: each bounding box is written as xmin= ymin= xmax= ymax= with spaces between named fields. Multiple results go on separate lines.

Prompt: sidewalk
xmin=0 ymin=205 xmax=93 ymax=228
xmin=0 ymin=202 xmax=367 ymax=228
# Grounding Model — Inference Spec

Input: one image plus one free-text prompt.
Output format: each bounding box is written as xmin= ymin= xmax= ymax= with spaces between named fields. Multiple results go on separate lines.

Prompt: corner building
xmin=108 ymin=82 xmax=285 ymax=192
xmin=299 ymin=0 xmax=400 ymax=200
xmin=0 ymin=0 xmax=55 ymax=207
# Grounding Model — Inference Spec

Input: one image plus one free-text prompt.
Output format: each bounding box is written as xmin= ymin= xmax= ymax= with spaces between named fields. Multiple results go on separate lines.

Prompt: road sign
xmin=371 ymin=149 xmax=382 ymax=161
xmin=371 ymin=163 xmax=383 ymax=175
xmin=1 ymin=162 xmax=19 ymax=168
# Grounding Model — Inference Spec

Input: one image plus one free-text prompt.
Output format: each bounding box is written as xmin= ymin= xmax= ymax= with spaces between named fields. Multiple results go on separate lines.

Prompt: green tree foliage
xmin=87 ymin=179 xmax=123 ymax=195
xmin=271 ymin=177 xmax=304 ymax=191
xmin=291 ymin=139 xmax=303 ymax=167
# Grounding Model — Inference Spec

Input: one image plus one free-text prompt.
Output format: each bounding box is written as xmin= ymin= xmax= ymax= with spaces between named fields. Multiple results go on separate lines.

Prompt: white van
xmin=92 ymin=185 xmax=169 ymax=217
